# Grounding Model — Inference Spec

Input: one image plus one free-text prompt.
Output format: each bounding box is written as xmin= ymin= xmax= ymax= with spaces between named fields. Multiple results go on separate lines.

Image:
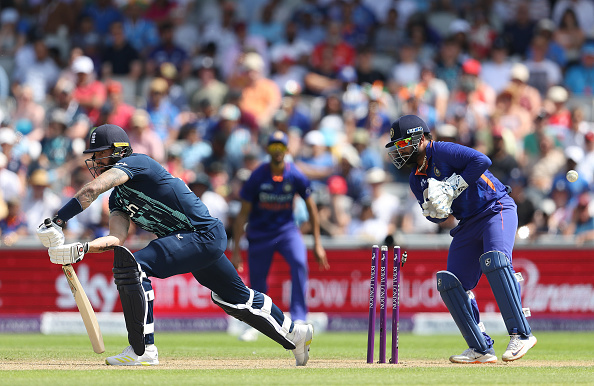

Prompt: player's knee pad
xmin=436 ymin=270 xmax=489 ymax=353
xmin=211 ymin=289 xmax=296 ymax=350
xmin=113 ymin=246 xmax=148 ymax=356
xmin=479 ymin=251 xmax=531 ymax=336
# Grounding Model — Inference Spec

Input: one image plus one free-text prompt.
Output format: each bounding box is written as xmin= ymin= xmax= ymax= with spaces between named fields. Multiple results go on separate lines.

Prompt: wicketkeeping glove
xmin=48 ymin=242 xmax=88 ymax=265
xmin=36 ymin=217 xmax=65 ymax=248
xmin=421 ymin=201 xmax=439 ymax=218
xmin=427 ymin=173 xmax=469 ymax=218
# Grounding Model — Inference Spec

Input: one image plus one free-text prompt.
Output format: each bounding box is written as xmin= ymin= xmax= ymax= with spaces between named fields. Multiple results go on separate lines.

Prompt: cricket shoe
xmin=449 ymin=347 xmax=497 ymax=364
xmin=287 ymin=323 xmax=314 ymax=366
xmin=105 ymin=344 xmax=159 ymax=366
xmin=502 ymin=334 xmax=537 ymax=362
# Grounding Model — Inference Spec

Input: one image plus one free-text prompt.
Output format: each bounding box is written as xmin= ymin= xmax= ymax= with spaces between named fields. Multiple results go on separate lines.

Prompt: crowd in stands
xmin=1 ymin=0 xmax=594 ymax=247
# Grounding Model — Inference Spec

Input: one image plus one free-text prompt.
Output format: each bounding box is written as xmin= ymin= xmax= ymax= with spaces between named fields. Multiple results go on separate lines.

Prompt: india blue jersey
xmin=410 ymin=141 xmax=508 ymax=223
xmin=109 ymin=154 xmax=218 ymax=237
xmin=240 ymin=162 xmax=311 ymax=238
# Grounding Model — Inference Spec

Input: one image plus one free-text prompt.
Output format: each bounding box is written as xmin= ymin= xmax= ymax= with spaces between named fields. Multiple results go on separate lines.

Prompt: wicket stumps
xmin=367 ymin=245 xmax=405 ymax=364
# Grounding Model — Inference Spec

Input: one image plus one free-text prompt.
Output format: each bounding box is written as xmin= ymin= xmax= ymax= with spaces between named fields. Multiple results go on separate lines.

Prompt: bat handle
xmin=44 ymin=218 xmax=52 ymax=228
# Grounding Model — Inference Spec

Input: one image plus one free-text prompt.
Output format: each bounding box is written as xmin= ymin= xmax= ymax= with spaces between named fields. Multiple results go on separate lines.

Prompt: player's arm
xmin=304 ymin=195 xmax=330 ymax=270
xmin=75 ymin=168 xmax=130 ymax=210
xmin=86 ymin=210 xmax=130 ymax=253
xmin=231 ymin=200 xmax=252 ymax=272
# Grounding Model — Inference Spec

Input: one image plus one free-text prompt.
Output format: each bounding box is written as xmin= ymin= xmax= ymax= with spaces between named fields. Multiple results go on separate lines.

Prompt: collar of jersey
xmin=414 ymin=140 xmax=433 ymax=176
xmin=271 ymin=162 xmax=289 ymax=182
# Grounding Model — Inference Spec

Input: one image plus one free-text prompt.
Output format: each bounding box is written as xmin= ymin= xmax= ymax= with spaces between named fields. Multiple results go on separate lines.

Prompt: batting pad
xmin=436 ymin=270 xmax=490 ymax=353
xmin=480 ymin=251 xmax=531 ymax=336
xmin=113 ymin=246 xmax=147 ymax=356
xmin=211 ymin=290 xmax=296 ymax=350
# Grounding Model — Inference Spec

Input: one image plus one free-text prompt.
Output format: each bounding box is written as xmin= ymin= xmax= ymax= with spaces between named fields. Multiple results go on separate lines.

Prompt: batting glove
xmin=48 ymin=242 xmax=88 ymax=265
xmin=36 ymin=218 xmax=65 ymax=248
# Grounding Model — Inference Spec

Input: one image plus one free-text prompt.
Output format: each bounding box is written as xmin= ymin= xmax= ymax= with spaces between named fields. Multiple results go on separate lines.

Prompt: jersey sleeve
xmin=111 ymin=155 xmax=150 ymax=179
xmin=434 ymin=142 xmax=491 ymax=184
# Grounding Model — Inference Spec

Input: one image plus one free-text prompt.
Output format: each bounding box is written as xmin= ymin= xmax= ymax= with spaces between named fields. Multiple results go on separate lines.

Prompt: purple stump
xmin=390 ymin=246 xmax=401 ymax=364
xmin=379 ymin=245 xmax=388 ymax=363
xmin=367 ymin=245 xmax=379 ymax=364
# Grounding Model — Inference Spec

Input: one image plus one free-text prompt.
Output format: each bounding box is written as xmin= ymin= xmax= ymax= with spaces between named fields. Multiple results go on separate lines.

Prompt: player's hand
xmin=36 ymin=217 xmax=65 ymax=248
xmin=48 ymin=242 xmax=88 ymax=265
xmin=231 ymin=250 xmax=244 ymax=273
xmin=314 ymin=244 xmax=330 ymax=271
xmin=421 ymin=201 xmax=438 ymax=218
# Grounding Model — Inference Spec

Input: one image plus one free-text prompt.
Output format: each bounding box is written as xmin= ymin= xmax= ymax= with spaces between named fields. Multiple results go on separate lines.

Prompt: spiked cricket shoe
xmin=449 ymin=347 xmax=497 ymax=364
xmin=106 ymin=344 xmax=159 ymax=366
xmin=287 ymin=323 xmax=313 ymax=366
xmin=502 ymin=334 xmax=537 ymax=362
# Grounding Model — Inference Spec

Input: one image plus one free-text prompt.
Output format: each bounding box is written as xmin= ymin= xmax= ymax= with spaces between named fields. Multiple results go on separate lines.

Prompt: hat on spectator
xmin=72 ymin=56 xmax=94 ymax=74
xmin=436 ymin=123 xmax=458 ymax=138
xmin=510 ymin=63 xmax=529 ymax=82
xmin=268 ymin=130 xmax=288 ymax=146
xmin=219 ymin=104 xmax=240 ymax=121
xmin=193 ymin=55 xmax=215 ymax=71
xmin=327 ymin=175 xmax=347 ymax=195
xmin=131 ymin=109 xmax=150 ymax=128
xmin=150 ymin=77 xmax=169 ymax=93
xmin=352 ymin=129 xmax=370 ymax=145
xmin=536 ymin=19 xmax=556 ymax=33
xmin=586 ymin=131 xmax=594 ymax=142
xmin=449 ymin=19 xmax=470 ymax=35
xmin=565 ymin=145 xmax=584 ymax=163
xmin=160 ymin=62 xmax=177 ymax=80
xmin=29 ymin=169 xmax=50 ymax=186
xmin=49 ymin=109 xmax=69 ymax=127
xmin=340 ymin=144 xmax=361 ymax=168
xmin=304 ymin=130 xmax=326 ymax=147
xmin=462 ymin=58 xmax=481 ymax=76
xmin=243 ymin=52 xmax=264 ymax=72
xmin=546 ymin=86 xmax=568 ymax=103
xmin=365 ymin=167 xmax=386 ymax=184
xmin=55 ymin=79 xmax=75 ymax=94
xmin=0 ymin=128 xmax=18 ymax=145
xmin=106 ymin=80 xmax=122 ymax=94
xmin=0 ymin=8 xmax=18 ymax=24
xmin=189 ymin=173 xmax=212 ymax=190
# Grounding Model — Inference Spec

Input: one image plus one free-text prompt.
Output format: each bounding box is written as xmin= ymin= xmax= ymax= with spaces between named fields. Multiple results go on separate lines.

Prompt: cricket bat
xmin=62 ymin=264 xmax=105 ymax=354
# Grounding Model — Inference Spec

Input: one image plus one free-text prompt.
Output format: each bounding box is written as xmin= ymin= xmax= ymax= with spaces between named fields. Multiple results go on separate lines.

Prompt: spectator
xmin=550 ymin=146 xmax=589 ymax=205
xmin=434 ymin=37 xmax=462 ymax=92
xmin=335 ymin=144 xmax=368 ymax=205
xmin=14 ymin=36 xmax=59 ymax=103
xmin=50 ymin=78 xmax=91 ymax=140
xmin=157 ymin=62 xmax=189 ymax=111
xmin=71 ymin=55 xmax=107 ymax=125
xmin=99 ymin=80 xmax=135 ymax=131
xmin=501 ymin=3 xmax=535 ymax=57
xmin=83 ymin=0 xmax=122 ymax=37
xmin=303 ymin=46 xmax=342 ymax=96
xmin=525 ymin=134 xmax=566 ymax=195
xmin=374 ymin=8 xmax=403 ymax=56
xmin=578 ymin=132 xmax=594 ymax=184
xmin=528 ymin=19 xmax=566 ymax=68
xmin=366 ymin=167 xmax=399 ymax=239
xmin=480 ymin=37 xmax=513 ymax=94
xmin=468 ymin=10 xmax=496 ymax=61
xmin=0 ymin=198 xmax=28 ymax=244
xmin=249 ymin=2 xmax=285 ymax=45
xmin=145 ymin=77 xmax=180 ymax=145
xmin=525 ymin=35 xmax=563 ymax=96
xmin=38 ymin=109 xmax=75 ymax=171
xmin=176 ymin=123 xmax=212 ymax=171
xmin=237 ymin=52 xmax=282 ymax=129
xmin=544 ymin=85 xmax=571 ymax=130
xmin=146 ymin=21 xmax=191 ymax=80
xmin=493 ymin=90 xmax=532 ymax=145
xmin=11 ymin=84 xmax=46 ymax=142
xmin=296 ymin=130 xmax=335 ymax=192
xmin=310 ymin=21 xmax=356 ymax=74
xmin=144 ymin=0 xmax=177 ymax=25
xmin=188 ymin=173 xmax=229 ymax=229
xmin=122 ymin=1 xmax=160 ymax=57
xmin=547 ymin=178 xmax=573 ymax=235
xmin=553 ymin=7 xmax=585 ymax=64
xmin=0 ymin=151 xmax=23 ymax=203
xmin=292 ymin=2 xmax=326 ymax=46
xmin=171 ymin=5 xmax=200 ymax=57
xmin=389 ymin=40 xmax=421 ymax=89
xmin=488 ymin=127 xmax=520 ymax=185
xmin=552 ymin=0 xmax=594 ymax=35
xmin=101 ymin=20 xmax=141 ymax=79
xmin=190 ymin=56 xmax=229 ymax=111
xmin=127 ymin=109 xmax=166 ymax=164
xmin=564 ymin=43 xmax=594 ymax=97
xmin=504 ymin=63 xmax=542 ymax=119
xmin=351 ymin=128 xmax=382 ymax=170
xmin=221 ymin=22 xmax=269 ymax=81
xmin=23 ymin=168 xmax=61 ymax=235
xmin=0 ymin=8 xmax=20 ymax=56
xmin=567 ymin=193 xmax=594 ymax=245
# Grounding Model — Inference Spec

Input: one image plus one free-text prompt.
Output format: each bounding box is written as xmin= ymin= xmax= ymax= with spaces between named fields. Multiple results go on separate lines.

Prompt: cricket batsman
xmin=385 ymin=115 xmax=537 ymax=363
xmin=36 ymin=124 xmax=314 ymax=366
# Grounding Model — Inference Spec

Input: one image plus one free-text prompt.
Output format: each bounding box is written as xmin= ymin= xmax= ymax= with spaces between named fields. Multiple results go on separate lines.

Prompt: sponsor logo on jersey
xmin=260 ymin=183 xmax=274 ymax=191
xmin=434 ymin=166 xmax=441 ymax=177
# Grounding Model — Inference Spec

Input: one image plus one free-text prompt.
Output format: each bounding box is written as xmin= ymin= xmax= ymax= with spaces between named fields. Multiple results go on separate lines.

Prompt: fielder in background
xmin=231 ymin=131 xmax=329 ymax=341
xmin=385 ymin=115 xmax=537 ymax=363
xmin=35 ymin=124 xmax=314 ymax=366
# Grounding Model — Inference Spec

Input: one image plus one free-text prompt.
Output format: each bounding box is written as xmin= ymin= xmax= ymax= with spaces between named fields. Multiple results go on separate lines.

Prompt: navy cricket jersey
xmin=240 ymin=162 xmax=312 ymax=239
xmin=108 ymin=153 xmax=218 ymax=237
xmin=410 ymin=141 xmax=508 ymax=223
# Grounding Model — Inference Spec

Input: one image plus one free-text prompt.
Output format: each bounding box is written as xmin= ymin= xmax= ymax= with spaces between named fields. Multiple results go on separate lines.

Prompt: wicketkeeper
xmin=36 ymin=124 xmax=314 ymax=366
xmin=385 ymin=115 xmax=536 ymax=363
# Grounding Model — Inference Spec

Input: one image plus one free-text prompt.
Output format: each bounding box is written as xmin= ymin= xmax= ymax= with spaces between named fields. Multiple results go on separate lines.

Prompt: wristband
xmin=56 ymin=197 xmax=84 ymax=225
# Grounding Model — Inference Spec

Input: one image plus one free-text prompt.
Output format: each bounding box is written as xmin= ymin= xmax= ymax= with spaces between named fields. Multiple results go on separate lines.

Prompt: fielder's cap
xmin=71 ymin=55 xmax=94 ymax=74
xmin=385 ymin=115 xmax=429 ymax=148
xmin=84 ymin=124 xmax=130 ymax=154
xmin=268 ymin=130 xmax=288 ymax=146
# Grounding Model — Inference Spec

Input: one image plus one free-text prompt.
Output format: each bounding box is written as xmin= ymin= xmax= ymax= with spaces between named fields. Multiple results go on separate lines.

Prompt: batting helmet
xmin=385 ymin=115 xmax=429 ymax=169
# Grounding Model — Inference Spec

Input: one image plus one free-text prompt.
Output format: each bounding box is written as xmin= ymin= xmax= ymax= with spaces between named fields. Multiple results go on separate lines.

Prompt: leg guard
xmin=437 ymin=271 xmax=489 ymax=353
xmin=211 ymin=289 xmax=296 ymax=350
xmin=480 ymin=251 xmax=531 ymax=336
xmin=113 ymin=246 xmax=147 ymax=356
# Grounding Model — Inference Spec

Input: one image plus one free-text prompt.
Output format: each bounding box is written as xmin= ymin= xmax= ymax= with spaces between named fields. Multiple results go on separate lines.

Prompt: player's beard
xmin=404 ymin=150 xmax=420 ymax=167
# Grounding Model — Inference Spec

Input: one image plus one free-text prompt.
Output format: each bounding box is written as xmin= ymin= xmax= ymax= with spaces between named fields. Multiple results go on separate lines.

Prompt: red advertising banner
xmin=0 ymin=248 xmax=593 ymax=318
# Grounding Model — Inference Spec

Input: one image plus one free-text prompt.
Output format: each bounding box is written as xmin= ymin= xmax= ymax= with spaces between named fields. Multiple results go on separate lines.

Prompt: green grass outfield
xmin=1 ymin=331 xmax=593 ymax=385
